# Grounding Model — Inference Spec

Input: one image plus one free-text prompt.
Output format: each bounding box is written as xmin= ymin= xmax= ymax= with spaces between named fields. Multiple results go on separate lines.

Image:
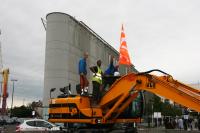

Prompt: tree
xmin=153 ymin=95 xmax=163 ymax=112
xmin=149 ymin=95 xmax=182 ymax=117
xmin=12 ymin=105 xmax=32 ymax=117
xmin=11 ymin=100 xmax=43 ymax=118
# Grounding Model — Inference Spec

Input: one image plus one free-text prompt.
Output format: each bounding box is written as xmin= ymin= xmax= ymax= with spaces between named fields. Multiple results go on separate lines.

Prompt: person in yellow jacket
xmin=90 ymin=60 xmax=103 ymax=103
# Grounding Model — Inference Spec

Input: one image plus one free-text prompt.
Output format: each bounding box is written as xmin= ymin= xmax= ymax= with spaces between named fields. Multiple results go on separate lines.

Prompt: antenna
xmin=41 ymin=18 xmax=47 ymax=31
xmin=0 ymin=45 xmax=3 ymax=71
xmin=0 ymin=30 xmax=3 ymax=71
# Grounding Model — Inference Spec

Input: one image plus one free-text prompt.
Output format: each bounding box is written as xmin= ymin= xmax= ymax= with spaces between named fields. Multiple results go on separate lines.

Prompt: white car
xmin=16 ymin=118 xmax=61 ymax=132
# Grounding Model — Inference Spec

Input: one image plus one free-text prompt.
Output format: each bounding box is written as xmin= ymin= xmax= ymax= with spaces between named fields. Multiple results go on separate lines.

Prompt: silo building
xmin=43 ymin=12 xmax=137 ymax=118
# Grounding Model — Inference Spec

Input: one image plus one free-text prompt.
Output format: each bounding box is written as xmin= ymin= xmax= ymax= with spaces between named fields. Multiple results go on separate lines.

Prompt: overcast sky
xmin=1 ymin=0 xmax=200 ymax=107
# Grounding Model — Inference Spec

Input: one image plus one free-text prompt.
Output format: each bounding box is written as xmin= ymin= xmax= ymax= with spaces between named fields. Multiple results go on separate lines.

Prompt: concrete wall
xmin=43 ymin=12 xmax=137 ymax=118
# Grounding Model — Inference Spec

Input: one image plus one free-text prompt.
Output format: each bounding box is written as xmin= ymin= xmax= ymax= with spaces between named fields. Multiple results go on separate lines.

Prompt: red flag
xmin=119 ymin=24 xmax=131 ymax=65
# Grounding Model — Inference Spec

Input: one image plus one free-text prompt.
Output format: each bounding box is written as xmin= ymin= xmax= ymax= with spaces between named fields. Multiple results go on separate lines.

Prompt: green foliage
xmin=162 ymin=101 xmax=182 ymax=116
xmin=153 ymin=95 xmax=163 ymax=112
xmin=145 ymin=102 xmax=153 ymax=115
xmin=146 ymin=95 xmax=182 ymax=117
xmin=12 ymin=105 xmax=32 ymax=117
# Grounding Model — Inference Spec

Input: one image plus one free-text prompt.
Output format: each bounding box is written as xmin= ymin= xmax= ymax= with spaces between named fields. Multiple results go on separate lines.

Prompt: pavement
xmin=1 ymin=124 xmax=200 ymax=133
xmin=138 ymin=127 xmax=200 ymax=133
xmin=0 ymin=125 xmax=16 ymax=133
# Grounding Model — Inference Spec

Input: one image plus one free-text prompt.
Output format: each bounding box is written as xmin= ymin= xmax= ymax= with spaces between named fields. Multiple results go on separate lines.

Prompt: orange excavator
xmin=48 ymin=69 xmax=200 ymax=132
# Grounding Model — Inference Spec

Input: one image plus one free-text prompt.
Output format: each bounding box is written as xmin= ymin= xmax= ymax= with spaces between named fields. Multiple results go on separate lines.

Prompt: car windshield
xmin=36 ymin=120 xmax=53 ymax=128
xmin=26 ymin=121 xmax=36 ymax=127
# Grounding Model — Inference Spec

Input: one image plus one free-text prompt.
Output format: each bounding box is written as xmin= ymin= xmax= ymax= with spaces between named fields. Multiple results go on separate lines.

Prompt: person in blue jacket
xmin=104 ymin=55 xmax=119 ymax=76
xmin=103 ymin=56 xmax=120 ymax=91
xmin=79 ymin=52 xmax=89 ymax=95
xmin=104 ymin=56 xmax=115 ymax=76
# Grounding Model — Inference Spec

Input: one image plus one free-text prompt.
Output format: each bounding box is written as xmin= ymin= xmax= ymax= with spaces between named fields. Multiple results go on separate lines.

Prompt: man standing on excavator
xmin=104 ymin=55 xmax=115 ymax=76
xmin=90 ymin=60 xmax=103 ymax=103
xmin=79 ymin=52 xmax=89 ymax=95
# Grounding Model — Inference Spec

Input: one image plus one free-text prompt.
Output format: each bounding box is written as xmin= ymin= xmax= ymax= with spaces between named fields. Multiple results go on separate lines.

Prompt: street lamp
xmin=10 ymin=79 xmax=17 ymax=117
xmin=50 ymin=88 xmax=56 ymax=99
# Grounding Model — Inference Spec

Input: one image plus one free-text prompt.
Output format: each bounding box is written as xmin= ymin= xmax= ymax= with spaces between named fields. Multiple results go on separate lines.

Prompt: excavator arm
xmin=136 ymin=70 xmax=200 ymax=112
xmin=100 ymin=69 xmax=200 ymax=122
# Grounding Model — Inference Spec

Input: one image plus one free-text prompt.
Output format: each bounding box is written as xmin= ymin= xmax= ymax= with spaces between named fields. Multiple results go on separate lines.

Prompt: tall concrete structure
xmin=43 ymin=12 xmax=137 ymax=118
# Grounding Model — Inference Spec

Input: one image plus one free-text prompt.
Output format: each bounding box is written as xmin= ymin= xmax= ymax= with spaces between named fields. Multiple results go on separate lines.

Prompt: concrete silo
xmin=43 ymin=12 xmax=137 ymax=118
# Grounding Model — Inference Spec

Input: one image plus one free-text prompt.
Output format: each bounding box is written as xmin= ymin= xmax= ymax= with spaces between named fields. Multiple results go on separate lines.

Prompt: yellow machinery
xmin=48 ymin=69 xmax=200 ymax=132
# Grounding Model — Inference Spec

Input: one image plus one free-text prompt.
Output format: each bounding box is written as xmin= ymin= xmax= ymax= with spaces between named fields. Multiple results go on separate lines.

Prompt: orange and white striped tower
xmin=119 ymin=24 xmax=132 ymax=72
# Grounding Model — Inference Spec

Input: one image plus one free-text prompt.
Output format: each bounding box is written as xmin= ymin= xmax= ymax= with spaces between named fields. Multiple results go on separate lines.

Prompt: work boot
xmin=83 ymin=87 xmax=88 ymax=95
xmin=84 ymin=87 xmax=88 ymax=92
xmin=81 ymin=88 xmax=88 ymax=96
xmin=81 ymin=89 xmax=84 ymax=95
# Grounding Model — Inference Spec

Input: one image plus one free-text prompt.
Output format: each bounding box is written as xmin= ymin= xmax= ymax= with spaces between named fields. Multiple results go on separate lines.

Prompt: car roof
xmin=25 ymin=118 xmax=47 ymax=122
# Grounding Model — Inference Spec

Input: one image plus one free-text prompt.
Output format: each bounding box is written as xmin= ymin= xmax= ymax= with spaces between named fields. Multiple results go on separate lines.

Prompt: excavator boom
xmin=135 ymin=71 xmax=200 ymax=112
xmin=100 ymin=69 xmax=200 ymax=117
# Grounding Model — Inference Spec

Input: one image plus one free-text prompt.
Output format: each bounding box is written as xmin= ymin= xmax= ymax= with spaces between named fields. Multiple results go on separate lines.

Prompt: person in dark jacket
xmin=103 ymin=56 xmax=120 ymax=91
xmin=104 ymin=56 xmax=115 ymax=76
xmin=79 ymin=52 xmax=89 ymax=95
xmin=90 ymin=60 xmax=103 ymax=103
